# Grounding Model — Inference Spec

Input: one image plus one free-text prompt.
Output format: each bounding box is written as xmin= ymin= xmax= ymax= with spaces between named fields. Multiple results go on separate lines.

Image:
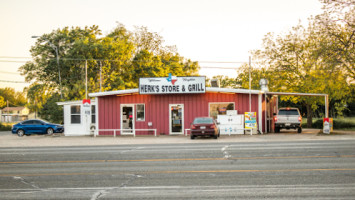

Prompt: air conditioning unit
xmin=211 ymin=79 xmax=220 ymax=88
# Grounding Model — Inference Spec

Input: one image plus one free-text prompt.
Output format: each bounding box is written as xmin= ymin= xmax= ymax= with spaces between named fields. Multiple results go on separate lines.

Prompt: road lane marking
xmin=0 ymin=168 xmax=355 ymax=177
xmin=1 ymin=184 xmax=355 ymax=191
xmin=0 ymin=154 xmax=354 ymax=164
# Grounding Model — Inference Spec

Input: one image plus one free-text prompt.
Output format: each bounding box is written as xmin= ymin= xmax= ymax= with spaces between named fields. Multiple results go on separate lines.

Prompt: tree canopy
xmin=0 ymin=87 xmax=27 ymax=109
xmin=20 ymin=23 xmax=200 ymax=101
xmin=20 ymin=23 xmax=200 ymax=122
xmin=233 ymin=0 xmax=355 ymax=125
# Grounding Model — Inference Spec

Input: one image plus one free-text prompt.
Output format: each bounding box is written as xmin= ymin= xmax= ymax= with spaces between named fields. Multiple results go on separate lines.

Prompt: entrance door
xmin=169 ymin=104 xmax=184 ymax=135
xmin=121 ymin=104 xmax=135 ymax=135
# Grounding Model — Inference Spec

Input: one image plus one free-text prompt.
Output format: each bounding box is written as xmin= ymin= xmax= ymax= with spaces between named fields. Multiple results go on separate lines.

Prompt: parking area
xmin=1 ymin=129 xmax=355 ymax=148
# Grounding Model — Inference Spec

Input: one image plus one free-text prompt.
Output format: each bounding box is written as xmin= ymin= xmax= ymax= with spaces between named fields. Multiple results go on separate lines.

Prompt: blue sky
xmin=0 ymin=0 xmax=323 ymax=91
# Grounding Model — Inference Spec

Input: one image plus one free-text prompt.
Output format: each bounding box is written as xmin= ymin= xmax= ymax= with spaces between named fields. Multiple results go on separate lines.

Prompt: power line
xmin=0 ymin=56 xmax=32 ymax=59
xmin=0 ymin=57 xmax=249 ymax=64
xmin=0 ymin=70 xmax=21 ymax=75
xmin=0 ymin=60 xmax=29 ymax=63
xmin=0 ymin=80 xmax=29 ymax=84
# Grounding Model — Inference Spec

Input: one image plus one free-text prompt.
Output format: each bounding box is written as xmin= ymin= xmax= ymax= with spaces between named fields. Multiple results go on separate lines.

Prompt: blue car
xmin=12 ymin=119 xmax=64 ymax=137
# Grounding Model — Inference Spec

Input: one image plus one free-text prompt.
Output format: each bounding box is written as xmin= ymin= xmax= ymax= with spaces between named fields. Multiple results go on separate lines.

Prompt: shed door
xmin=169 ymin=104 xmax=184 ymax=135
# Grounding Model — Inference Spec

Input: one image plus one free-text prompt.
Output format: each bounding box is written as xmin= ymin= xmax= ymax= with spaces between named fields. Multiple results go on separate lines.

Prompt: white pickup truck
xmin=274 ymin=107 xmax=302 ymax=133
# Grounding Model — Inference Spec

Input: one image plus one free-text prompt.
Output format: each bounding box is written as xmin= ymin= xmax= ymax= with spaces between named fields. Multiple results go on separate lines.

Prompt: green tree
xmin=316 ymin=0 xmax=355 ymax=81
xmin=0 ymin=96 xmax=6 ymax=108
xmin=251 ymin=16 xmax=352 ymax=126
xmin=39 ymin=93 xmax=63 ymax=124
xmin=0 ymin=87 xmax=27 ymax=108
xmin=24 ymin=83 xmax=54 ymax=116
xmin=21 ymin=23 xmax=200 ymax=100
xmin=20 ymin=23 xmax=200 ymax=122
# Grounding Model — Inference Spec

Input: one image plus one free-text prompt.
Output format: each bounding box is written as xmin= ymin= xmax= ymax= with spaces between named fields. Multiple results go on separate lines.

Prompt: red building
xmin=89 ymin=85 xmax=266 ymax=136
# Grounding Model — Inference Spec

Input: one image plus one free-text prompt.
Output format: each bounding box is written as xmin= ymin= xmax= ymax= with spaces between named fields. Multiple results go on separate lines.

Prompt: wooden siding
xmin=98 ymin=92 xmax=263 ymax=135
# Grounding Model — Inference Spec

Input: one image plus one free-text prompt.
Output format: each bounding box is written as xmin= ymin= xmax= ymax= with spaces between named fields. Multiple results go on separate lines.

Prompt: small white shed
xmin=57 ymin=100 xmax=96 ymax=136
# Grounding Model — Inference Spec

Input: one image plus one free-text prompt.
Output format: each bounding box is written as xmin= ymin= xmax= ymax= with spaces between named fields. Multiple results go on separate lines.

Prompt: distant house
xmin=1 ymin=107 xmax=30 ymax=123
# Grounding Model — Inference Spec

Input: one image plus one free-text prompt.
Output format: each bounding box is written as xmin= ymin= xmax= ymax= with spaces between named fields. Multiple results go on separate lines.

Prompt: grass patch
xmin=302 ymin=117 xmax=355 ymax=131
xmin=0 ymin=122 xmax=12 ymax=131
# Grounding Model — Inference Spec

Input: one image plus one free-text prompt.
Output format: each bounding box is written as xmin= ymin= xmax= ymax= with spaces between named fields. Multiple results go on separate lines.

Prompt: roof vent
xmin=210 ymin=79 xmax=220 ymax=88
xmin=259 ymin=78 xmax=269 ymax=92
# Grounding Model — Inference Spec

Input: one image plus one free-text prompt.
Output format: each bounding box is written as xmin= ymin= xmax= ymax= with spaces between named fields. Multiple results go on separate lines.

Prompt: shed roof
xmin=1 ymin=107 xmax=26 ymax=112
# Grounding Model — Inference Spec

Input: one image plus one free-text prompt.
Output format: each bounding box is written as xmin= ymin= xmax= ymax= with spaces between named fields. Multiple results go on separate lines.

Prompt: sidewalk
xmin=1 ymin=129 xmax=355 ymax=148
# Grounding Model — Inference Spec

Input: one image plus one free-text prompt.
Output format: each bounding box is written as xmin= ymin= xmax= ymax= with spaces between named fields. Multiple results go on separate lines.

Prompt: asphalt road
xmin=0 ymin=140 xmax=354 ymax=199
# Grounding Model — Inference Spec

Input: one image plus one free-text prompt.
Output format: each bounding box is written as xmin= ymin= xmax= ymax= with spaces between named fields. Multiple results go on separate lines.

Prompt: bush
xmin=0 ymin=122 xmax=12 ymax=131
xmin=302 ymin=118 xmax=355 ymax=130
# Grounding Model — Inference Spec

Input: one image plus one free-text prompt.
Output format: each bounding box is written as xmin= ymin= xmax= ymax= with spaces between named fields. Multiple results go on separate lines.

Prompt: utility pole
xmin=100 ymin=61 xmax=102 ymax=92
xmin=6 ymin=100 xmax=9 ymax=122
xmin=85 ymin=60 xmax=88 ymax=99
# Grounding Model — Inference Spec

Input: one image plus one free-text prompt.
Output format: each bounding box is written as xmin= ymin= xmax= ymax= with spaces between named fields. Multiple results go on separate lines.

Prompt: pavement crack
xmin=90 ymin=189 xmax=107 ymax=200
xmin=221 ymin=145 xmax=232 ymax=159
xmin=120 ymin=174 xmax=142 ymax=188
xmin=13 ymin=176 xmax=39 ymax=189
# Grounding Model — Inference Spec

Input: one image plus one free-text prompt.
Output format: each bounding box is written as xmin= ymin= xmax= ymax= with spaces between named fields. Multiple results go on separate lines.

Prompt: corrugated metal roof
xmin=88 ymin=87 xmax=261 ymax=97
xmin=88 ymin=87 xmax=328 ymax=98
xmin=57 ymin=99 xmax=96 ymax=106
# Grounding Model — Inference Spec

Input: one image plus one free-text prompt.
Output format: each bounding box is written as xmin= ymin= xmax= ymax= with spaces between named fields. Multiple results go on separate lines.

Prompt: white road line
xmin=1 ymin=184 xmax=355 ymax=192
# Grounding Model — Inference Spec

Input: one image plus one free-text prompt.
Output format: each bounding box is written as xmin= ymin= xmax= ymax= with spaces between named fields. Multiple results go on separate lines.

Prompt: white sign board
xmin=82 ymin=99 xmax=91 ymax=115
xmin=226 ymin=110 xmax=238 ymax=116
xmin=139 ymin=74 xmax=206 ymax=94
xmin=323 ymin=121 xmax=330 ymax=134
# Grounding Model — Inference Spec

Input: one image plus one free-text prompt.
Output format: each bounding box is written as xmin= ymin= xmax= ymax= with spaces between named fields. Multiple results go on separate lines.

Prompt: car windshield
xmin=39 ymin=119 xmax=50 ymax=124
xmin=278 ymin=110 xmax=299 ymax=115
xmin=193 ymin=118 xmax=213 ymax=124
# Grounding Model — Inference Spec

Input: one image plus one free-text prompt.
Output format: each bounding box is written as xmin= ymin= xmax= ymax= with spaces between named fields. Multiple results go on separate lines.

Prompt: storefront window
xmin=136 ymin=104 xmax=145 ymax=121
xmin=71 ymin=105 xmax=81 ymax=124
xmin=209 ymin=102 xmax=235 ymax=119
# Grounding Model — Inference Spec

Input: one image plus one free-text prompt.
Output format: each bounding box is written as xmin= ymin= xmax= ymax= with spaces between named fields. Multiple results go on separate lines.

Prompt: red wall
xmin=98 ymin=92 xmax=262 ymax=135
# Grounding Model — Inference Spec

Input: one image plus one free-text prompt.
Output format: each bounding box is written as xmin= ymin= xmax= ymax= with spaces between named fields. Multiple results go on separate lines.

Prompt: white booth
xmin=57 ymin=100 xmax=96 ymax=136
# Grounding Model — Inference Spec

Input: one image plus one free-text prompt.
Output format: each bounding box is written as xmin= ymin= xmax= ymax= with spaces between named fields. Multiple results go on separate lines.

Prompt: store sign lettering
xmin=139 ymin=75 xmax=206 ymax=94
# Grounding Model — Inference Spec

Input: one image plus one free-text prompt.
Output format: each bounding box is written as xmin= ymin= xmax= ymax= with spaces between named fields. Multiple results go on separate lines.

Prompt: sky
xmin=0 ymin=0 xmax=324 ymax=91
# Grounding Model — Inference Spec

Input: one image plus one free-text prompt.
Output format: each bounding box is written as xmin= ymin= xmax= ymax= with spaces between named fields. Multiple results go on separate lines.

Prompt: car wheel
xmin=47 ymin=128 xmax=54 ymax=135
xmin=190 ymin=135 xmax=195 ymax=140
xmin=17 ymin=129 xmax=24 ymax=137
xmin=275 ymin=127 xmax=280 ymax=133
xmin=213 ymin=135 xmax=218 ymax=139
xmin=298 ymin=127 xmax=302 ymax=134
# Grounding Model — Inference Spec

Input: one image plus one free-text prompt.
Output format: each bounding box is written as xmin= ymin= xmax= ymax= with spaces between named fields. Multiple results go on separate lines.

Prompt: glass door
xmin=121 ymin=104 xmax=135 ymax=135
xmin=169 ymin=104 xmax=184 ymax=135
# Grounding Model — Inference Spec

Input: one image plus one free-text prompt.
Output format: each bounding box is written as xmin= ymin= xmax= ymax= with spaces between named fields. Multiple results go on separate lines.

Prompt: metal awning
xmin=265 ymin=91 xmax=327 ymax=97
xmin=264 ymin=91 xmax=329 ymax=118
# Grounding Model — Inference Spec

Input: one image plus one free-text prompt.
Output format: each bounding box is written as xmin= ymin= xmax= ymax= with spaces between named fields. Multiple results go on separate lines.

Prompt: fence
xmin=94 ymin=129 xmax=157 ymax=137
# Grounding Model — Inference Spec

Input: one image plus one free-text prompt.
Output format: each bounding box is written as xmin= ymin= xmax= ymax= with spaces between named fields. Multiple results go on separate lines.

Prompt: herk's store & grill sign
xmin=139 ymin=74 xmax=206 ymax=94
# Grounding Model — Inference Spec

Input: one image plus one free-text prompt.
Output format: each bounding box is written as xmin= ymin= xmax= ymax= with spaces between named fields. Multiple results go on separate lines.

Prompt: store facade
xmin=89 ymin=76 xmax=265 ymax=136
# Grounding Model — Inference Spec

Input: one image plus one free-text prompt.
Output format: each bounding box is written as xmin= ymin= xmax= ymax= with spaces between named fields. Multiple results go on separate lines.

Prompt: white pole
xmin=249 ymin=56 xmax=252 ymax=112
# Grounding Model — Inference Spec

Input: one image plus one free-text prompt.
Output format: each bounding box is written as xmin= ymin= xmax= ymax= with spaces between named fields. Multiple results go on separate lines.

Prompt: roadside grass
xmin=302 ymin=117 xmax=355 ymax=131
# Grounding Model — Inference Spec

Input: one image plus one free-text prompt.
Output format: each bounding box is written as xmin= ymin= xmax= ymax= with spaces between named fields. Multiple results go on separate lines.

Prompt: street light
xmin=31 ymin=36 xmax=63 ymax=99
